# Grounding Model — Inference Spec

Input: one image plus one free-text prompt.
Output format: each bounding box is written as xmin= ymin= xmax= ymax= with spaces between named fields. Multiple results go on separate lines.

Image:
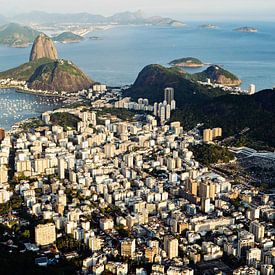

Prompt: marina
xmin=0 ymin=89 xmax=65 ymax=130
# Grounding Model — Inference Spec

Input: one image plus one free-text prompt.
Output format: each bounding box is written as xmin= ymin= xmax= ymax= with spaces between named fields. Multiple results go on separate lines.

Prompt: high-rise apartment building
xmin=121 ymin=239 xmax=136 ymax=258
xmin=58 ymin=158 xmax=65 ymax=180
xmin=164 ymin=235 xmax=178 ymax=259
xmin=250 ymin=220 xmax=265 ymax=242
xmin=246 ymin=248 xmax=261 ymax=266
xmin=164 ymin=87 xmax=175 ymax=105
xmin=35 ymin=223 xmax=56 ymax=246
xmin=186 ymin=180 xmax=198 ymax=196
xmin=203 ymin=129 xmax=213 ymax=142
xmin=248 ymin=84 xmax=256 ymax=95
xmin=237 ymin=230 xmax=255 ymax=258
xmin=104 ymin=143 xmax=116 ymax=158
xmin=212 ymin=128 xmax=222 ymax=139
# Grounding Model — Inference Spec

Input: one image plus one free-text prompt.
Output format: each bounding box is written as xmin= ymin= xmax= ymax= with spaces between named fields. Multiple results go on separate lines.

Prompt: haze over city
xmin=1 ymin=0 xmax=275 ymax=20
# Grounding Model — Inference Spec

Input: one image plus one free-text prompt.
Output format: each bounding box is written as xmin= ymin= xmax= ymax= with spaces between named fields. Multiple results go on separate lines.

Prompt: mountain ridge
xmin=0 ymin=22 xmax=41 ymax=47
xmin=124 ymin=64 xmax=274 ymax=149
xmin=7 ymin=10 xmax=185 ymax=27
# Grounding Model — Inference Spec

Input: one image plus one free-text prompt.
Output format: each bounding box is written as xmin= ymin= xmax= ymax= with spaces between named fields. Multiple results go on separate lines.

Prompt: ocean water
xmin=0 ymin=89 xmax=64 ymax=130
xmin=0 ymin=22 xmax=275 ymax=129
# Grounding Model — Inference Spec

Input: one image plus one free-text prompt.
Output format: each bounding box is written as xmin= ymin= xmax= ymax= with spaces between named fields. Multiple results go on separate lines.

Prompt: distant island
xmin=53 ymin=32 xmax=84 ymax=44
xmin=199 ymin=24 xmax=218 ymax=29
xmin=169 ymin=57 xmax=205 ymax=68
xmin=234 ymin=27 xmax=258 ymax=33
xmin=89 ymin=36 xmax=103 ymax=40
xmin=0 ymin=22 xmax=40 ymax=47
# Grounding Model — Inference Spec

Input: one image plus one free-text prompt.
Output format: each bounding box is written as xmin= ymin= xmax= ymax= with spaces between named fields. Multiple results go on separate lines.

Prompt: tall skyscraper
xmin=171 ymin=99 xmax=176 ymax=110
xmin=58 ymin=158 xmax=65 ymax=180
xmin=164 ymin=87 xmax=175 ymax=105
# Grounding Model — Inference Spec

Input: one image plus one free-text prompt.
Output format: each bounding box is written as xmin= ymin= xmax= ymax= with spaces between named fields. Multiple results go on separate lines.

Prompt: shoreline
xmin=0 ymin=85 xmax=71 ymax=99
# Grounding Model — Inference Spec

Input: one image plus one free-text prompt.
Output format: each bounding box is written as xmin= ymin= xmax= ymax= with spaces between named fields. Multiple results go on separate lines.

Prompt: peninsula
xmin=0 ymin=34 xmax=93 ymax=93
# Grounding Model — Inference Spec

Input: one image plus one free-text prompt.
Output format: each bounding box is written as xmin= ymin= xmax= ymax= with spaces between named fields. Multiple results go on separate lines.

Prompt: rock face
xmin=29 ymin=34 xmax=58 ymax=61
xmin=195 ymin=65 xmax=241 ymax=86
xmin=0 ymin=33 xmax=94 ymax=93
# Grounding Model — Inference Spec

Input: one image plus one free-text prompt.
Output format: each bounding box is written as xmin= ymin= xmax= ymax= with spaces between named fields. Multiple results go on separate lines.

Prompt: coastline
xmin=0 ymin=85 xmax=70 ymax=99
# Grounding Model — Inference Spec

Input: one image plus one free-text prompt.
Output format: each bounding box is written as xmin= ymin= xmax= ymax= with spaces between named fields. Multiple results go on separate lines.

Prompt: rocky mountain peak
xmin=29 ymin=33 xmax=58 ymax=62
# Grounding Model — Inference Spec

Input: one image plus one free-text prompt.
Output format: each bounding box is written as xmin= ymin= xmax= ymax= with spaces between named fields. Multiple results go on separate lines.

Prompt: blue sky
xmin=1 ymin=0 xmax=275 ymax=21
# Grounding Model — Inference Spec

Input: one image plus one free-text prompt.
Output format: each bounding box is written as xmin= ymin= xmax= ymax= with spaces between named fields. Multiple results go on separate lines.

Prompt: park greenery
xmin=190 ymin=144 xmax=235 ymax=165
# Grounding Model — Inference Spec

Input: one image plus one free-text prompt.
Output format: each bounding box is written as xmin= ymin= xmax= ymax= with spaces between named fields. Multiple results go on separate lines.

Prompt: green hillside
xmin=125 ymin=64 xmax=275 ymax=149
xmin=53 ymin=32 xmax=84 ymax=43
xmin=124 ymin=64 xmax=226 ymax=106
xmin=0 ymin=58 xmax=93 ymax=92
xmin=28 ymin=59 xmax=93 ymax=92
xmin=172 ymin=90 xmax=275 ymax=149
xmin=193 ymin=65 xmax=241 ymax=86
xmin=0 ymin=58 xmax=52 ymax=81
xmin=0 ymin=23 xmax=41 ymax=47
xmin=169 ymin=57 xmax=204 ymax=67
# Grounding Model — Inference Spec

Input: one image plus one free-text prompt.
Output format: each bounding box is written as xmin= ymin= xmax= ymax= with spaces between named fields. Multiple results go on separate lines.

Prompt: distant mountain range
xmin=0 ymin=22 xmax=41 ymax=47
xmin=2 ymin=10 xmax=185 ymax=27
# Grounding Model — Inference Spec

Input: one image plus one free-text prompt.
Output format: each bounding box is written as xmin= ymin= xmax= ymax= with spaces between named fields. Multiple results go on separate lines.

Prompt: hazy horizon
xmin=1 ymin=0 xmax=275 ymax=21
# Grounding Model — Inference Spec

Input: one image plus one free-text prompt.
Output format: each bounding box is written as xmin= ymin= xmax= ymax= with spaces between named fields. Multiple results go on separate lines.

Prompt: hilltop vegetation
xmin=125 ymin=64 xmax=275 ymax=149
xmin=51 ymin=112 xmax=81 ymax=130
xmin=190 ymin=144 xmax=235 ymax=165
xmin=169 ymin=57 xmax=204 ymax=67
xmin=0 ymin=58 xmax=52 ymax=81
xmin=0 ymin=58 xmax=93 ymax=92
xmin=0 ymin=34 xmax=94 ymax=93
xmin=0 ymin=23 xmax=40 ymax=47
xmin=172 ymin=90 xmax=275 ymax=149
xmin=53 ymin=32 xmax=84 ymax=43
xmin=28 ymin=59 xmax=93 ymax=92
xmin=193 ymin=65 xmax=241 ymax=86
xmin=124 ymin=64 xmax=227 ymax=105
